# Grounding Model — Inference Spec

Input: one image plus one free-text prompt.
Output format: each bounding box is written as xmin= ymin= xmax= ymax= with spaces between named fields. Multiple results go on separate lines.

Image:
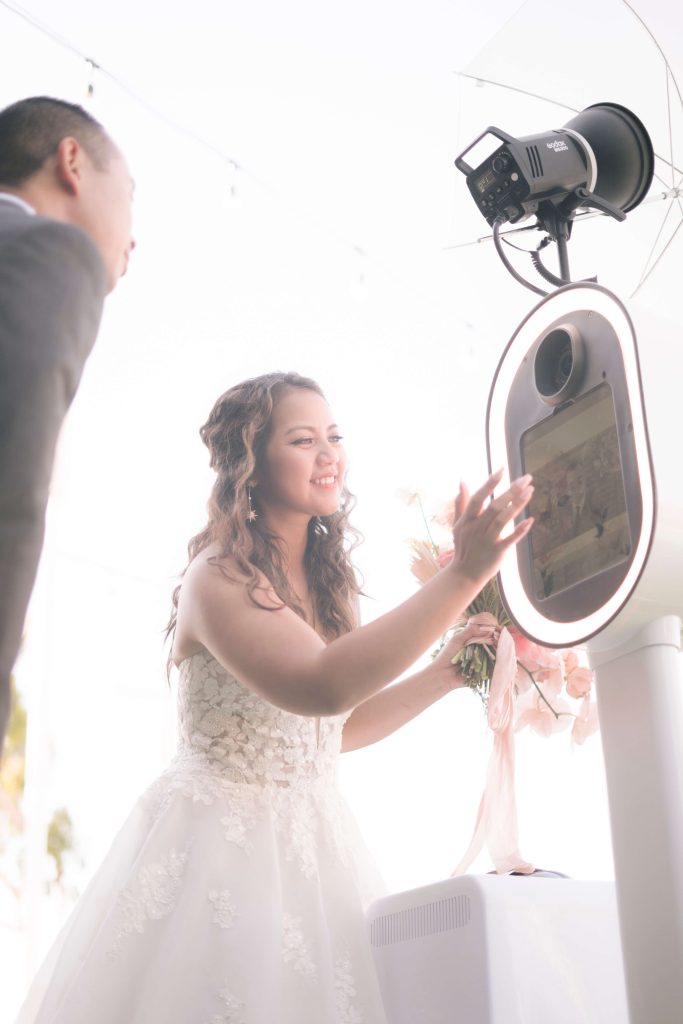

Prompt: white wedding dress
xmin=16 ymin=650 xmax=389 ymax=1023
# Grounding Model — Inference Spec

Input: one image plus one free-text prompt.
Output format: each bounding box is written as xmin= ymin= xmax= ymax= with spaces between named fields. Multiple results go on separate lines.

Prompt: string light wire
xmin=0 ymin=0 xmax=393 ymax=288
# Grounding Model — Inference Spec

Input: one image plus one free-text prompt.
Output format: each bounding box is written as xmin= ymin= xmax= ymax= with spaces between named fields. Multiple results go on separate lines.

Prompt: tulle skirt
xmin=16 ymin=760 xmax=389 ymax=1023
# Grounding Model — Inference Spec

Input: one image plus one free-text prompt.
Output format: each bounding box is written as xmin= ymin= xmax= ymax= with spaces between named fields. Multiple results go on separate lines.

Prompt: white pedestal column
xmin=589 ymin=615 xmax=683 ymax=1024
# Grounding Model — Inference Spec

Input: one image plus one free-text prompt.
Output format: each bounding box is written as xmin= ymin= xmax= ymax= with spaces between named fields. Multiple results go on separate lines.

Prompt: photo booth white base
xmin=367 ymin=874 xmax=627 ymax=1023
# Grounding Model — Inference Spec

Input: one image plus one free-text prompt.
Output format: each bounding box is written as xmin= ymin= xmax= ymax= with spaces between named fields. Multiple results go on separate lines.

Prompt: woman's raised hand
xmin=449 ymin=469 xmax=534 ymax=590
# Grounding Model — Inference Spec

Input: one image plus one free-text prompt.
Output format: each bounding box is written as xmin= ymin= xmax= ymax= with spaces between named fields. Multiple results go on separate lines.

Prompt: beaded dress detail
xmin=16 ymin=650 xmax=388 ymax=1023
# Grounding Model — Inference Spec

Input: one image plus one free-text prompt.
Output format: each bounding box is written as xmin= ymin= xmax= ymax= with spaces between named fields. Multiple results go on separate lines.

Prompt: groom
xmin=0 ymin=96 xmax=136 ymax=750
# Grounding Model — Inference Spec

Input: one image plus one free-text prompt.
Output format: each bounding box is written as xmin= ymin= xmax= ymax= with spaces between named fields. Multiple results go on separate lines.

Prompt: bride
xmin=16 ymin=371 xmax=533 ymax=1023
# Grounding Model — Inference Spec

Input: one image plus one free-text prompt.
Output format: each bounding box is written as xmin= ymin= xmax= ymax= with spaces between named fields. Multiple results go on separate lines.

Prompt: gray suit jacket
xmin=0 ymin=199 xmax=107 ymax=744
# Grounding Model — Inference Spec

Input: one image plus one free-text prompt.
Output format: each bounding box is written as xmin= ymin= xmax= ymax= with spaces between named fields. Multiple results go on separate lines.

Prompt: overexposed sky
xmin=3 ymin=0 xmax=683 ymax=1009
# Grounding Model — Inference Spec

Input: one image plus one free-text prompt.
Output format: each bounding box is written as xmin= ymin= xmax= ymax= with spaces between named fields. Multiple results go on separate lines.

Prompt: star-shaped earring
xmin=247 ymin=485 xmax=258 ymax=522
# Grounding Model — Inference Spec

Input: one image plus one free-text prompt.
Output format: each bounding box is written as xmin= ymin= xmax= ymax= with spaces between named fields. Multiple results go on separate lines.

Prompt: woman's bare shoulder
xmin=180 ymin=545 xmax=279 ymax=611
xmin=172 ymin=549 xmax=242 ymax=666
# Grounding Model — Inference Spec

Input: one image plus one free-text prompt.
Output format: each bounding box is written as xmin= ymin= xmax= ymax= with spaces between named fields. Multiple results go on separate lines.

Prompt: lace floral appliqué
xmin=208 ymin=888 xmax=238 ymax=929
xmin=220 ymin=789 xmax=258 ymax=854
xmin=335 ymin=953 xmax=364 ymax=1024
xmin=107 ymin=842 xmax=192 ymax=959
xmin=282 ymin=912 xmax=317 ymax=979
xmin=204 ymin=983 xmax=246 ymax=1024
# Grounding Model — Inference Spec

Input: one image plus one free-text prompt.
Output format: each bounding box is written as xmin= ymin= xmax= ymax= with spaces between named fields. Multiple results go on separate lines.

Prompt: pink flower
xmin=514 ymin=686 xmax=572 ymax=737
xmin=572 ymin=697 xmax=599 ymax=745
xmin=563 ymin=650 xmax=594 ymax=700
xmin=396 ymin=487 xmax=424 ymax=507
xmin=436 ymin=548 xmax=454 ymax=568
xmin=563 ymin=650 xmax=579 ymax=675
xmin=566 ymin=666 xmax=593 ymax=700
xmin=512 ymin=632 xmax=555 ymax=671
xmin=512 ymin=631 xmax=562 ymax=694
xmin=432 ymin=500 xmax=456 ymax=529
xmin=535 ymin=661 xmax=564 ymax=698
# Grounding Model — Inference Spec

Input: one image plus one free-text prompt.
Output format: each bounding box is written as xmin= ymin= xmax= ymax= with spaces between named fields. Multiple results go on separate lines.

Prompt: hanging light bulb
xmin=84 ymin=58 xmax=98 ymax=102
xmin=222 ymin=160 xmax=241 ymax=209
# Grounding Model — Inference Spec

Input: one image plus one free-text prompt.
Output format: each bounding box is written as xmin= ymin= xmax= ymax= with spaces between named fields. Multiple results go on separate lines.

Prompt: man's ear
xmin=54 ymin=137 xmax=84 ymax=196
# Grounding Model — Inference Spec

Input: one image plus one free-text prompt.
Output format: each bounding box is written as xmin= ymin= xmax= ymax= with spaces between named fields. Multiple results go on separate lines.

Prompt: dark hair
xmin=0 ymin=96 xmax=112 ymax=186
xmin=166 ymin=372 xmax=362 ymax=666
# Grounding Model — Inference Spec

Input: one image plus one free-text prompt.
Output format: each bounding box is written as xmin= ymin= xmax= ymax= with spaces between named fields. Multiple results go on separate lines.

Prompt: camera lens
xmin=534 ymin=324 xmax=584 ymax=405
xmin=555 ymin=340 xmax=574 ymax=389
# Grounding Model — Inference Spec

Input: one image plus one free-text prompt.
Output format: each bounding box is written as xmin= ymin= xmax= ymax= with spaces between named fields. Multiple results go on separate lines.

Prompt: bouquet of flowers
xmin=402 ymin=488 xmax=599 ymax=875
xmin=405 ymin=493 xmax=599 ymax=746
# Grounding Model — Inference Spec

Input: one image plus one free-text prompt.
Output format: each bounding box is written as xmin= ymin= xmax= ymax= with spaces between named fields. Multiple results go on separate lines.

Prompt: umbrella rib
xmin=666 ymin=69 xmax=675 ymax=189
xmin=455 ymin=72 xmax=581 ymax=115
xmin=631 ymin=213 xmax=683 ymax=298
xmin=442 ymin=190 xmax=681 ymax=252
xmin=637 ymin=200 xmax=675 ymax=282
xmin=652 ymin=163 xmax=681 ymax=189
xmin=621 ymin=1 xmax=683 ymax=114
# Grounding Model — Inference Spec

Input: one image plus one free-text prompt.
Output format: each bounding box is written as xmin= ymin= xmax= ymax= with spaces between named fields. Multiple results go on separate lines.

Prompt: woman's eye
xmin=291 ymin=434 xmax=343 ymax=446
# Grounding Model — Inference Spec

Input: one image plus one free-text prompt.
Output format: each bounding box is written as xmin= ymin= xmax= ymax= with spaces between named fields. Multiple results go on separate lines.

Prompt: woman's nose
xmin=317 ymin=442 xmax=338 ymax=464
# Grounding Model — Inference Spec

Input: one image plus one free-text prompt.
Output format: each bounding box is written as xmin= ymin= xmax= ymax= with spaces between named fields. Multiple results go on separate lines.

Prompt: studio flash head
xmin=455 ymin=102 xmax=654 ymax=228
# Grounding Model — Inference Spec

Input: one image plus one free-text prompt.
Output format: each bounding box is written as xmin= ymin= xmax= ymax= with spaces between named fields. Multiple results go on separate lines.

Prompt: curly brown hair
xmin=166 ymin=372 xmax=362 ymax=663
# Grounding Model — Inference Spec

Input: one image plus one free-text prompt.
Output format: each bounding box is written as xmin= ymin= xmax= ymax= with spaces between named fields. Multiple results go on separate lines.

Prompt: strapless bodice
xmin=173 ymin=648 xmax=350 ymax=789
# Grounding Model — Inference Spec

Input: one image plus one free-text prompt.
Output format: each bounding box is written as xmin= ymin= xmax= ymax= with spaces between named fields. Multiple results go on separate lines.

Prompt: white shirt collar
xmin=0 ymin=192 xmax=36 ymax=216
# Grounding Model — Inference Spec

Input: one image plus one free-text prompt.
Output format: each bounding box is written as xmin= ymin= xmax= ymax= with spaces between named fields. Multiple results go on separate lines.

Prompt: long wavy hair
xmin=165 ymin=372 xmax=362 ymax=664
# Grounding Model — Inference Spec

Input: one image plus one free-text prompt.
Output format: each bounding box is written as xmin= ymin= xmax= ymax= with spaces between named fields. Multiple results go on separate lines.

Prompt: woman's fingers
xmin=439 ymin=622 xmax=496 ymax=667
xmin=500 ymin=515 xmax=535 ymax=549
xmin=463 ymin=470 xmax=533 ymax=523
xmin=485 ymin=483 xmax=534 ymax=537
xmin=455 ymin=622 xmax=498 ymax=651
xmin=449 ymin=470 xmax=535 ymax=585
xmin=485 ymin=475 xmax=533 ymax=516
xmin=461 ymin=468 xmax=504 ymax=520
xmin=454 ymin=481 xmax=469 ymax=522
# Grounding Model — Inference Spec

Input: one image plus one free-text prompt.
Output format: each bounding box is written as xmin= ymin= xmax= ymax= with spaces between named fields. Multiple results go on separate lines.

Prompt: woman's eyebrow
xmin=284 ymin=423 xmax=339 ymax=435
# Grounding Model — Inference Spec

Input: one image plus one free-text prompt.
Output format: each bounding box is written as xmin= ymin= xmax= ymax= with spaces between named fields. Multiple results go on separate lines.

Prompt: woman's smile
xmin=311 ymin=474 xmax=339 ymax=490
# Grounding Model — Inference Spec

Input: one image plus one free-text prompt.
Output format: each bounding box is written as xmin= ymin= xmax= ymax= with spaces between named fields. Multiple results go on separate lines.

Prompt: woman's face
xmin=255 ymin=387 xmax=347 ymax=521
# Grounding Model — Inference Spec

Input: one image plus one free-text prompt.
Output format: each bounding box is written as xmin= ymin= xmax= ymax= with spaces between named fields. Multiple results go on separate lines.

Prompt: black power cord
xmin=492 ymin=218 xmax=548 ymax=297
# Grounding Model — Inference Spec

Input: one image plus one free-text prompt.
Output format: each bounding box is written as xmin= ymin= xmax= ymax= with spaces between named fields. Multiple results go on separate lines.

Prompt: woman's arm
xmin=340 ymin=621 xmax=494 ymax=751
xmin=181 ymin=471 xmax=532 ymax=717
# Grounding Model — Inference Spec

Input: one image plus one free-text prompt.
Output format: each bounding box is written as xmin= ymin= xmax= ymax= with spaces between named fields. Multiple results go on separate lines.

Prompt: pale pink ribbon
xmin=451 ymin=613 xmax=535 ymax=876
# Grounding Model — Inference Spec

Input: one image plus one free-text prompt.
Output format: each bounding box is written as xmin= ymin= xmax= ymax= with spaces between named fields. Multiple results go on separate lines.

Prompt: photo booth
xmin=487 ymin=286 xmax=683 ymax=1024
xmin=367 ymin=104 xmax=683 ymax=1023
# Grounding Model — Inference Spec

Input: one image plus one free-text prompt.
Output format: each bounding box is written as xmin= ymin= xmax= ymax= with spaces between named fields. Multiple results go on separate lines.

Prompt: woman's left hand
xmin=431 ymin=618 xmax=499 ymax=692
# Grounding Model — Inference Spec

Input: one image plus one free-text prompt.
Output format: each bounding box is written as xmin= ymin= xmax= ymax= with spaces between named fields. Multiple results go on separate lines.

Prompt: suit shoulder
xmin=18 ymin=217 xmax=107 ymax=296
xmin=0 ymin=216 xmax=106 ymax=370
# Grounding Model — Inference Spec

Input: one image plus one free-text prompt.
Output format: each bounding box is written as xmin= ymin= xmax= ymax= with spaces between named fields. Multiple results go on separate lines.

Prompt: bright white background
xmin=2 ymin=0 xmax=681 ymax=1015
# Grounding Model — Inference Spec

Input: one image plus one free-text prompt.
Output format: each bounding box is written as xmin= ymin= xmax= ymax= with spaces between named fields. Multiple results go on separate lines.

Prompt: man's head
xmin=0 ymin=96 xmax=135 ymax=292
